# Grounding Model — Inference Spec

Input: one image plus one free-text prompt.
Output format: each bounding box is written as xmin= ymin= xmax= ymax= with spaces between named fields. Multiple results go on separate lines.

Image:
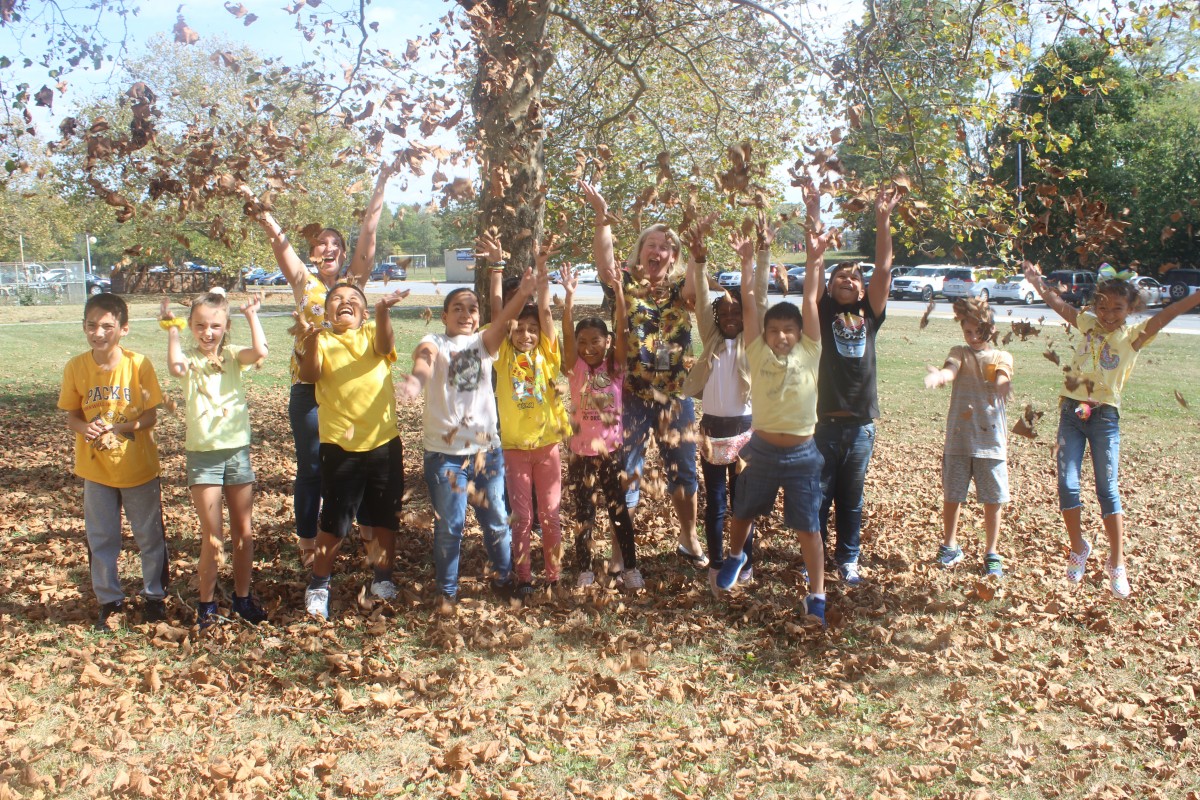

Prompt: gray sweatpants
xmin=83 ymin=478 xmax=169 ymax=604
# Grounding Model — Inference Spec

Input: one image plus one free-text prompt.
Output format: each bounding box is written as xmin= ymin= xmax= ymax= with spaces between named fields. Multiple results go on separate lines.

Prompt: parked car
xmin=86 ymin=275 xmax=111 ymax=295
xmin=769 ymin=266 xmax=806 ymax=294
xmin=242 ymin=267 xmax=269 ymax=285
xmin=370 ymin=263 xmax=407 ymax=281
xmin=1160 ymin=268 xmax=1200 ymax=306
xmin=576 ymin=268 xmax=599 ymax=284
xmin=991 ymin=275 xmax=1039 ymax=305
xmin=1129 ymin=276 xmax=1165 ymax=308
xmin=262 ymin=270 xmax=288 ymax=286
xmin=941 ymin=267 xmax=999 ymax=301
xmin=889 ymin=265 xmax=953 ymax=300
xmin=717 ymin=270 xmax=742 ymax=289
xmin=1045 ymin=270 xmax=1097 ymax=305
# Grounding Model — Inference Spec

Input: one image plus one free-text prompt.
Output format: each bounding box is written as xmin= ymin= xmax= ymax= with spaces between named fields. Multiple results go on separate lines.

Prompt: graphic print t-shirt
xmin=421 ymin=332 xmax=501 ymax=455
xmin=1062 ymin=312 xmax=1155 ymax=409
xmin=817 ymin=293 xmax=884 ymax=419
xmin=495 ymin=334 xmax=569 ymax=451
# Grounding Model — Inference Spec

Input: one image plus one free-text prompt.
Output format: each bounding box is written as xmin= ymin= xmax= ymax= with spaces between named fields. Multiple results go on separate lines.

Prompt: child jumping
xmin=923 ymin=297 xmax=1013 ymax=578
xmin=714 ymin=188 xmax=832 ymax=626
xmin=485 ymin=237 xmax=570 ymax=600
xmin=162 ymin=289 xmax=270 ymax=627
xmin=683 ymin=224 xmax=769 ymax=596
xmin=400 ymin=268 xmax=539 ymax=613
xmin=59 ymin=293 xmax=169 ymax=629
xmin=561 ymin=262 xmax=640 ymax=589
xmin=297 ymin=284 xmax=408 ymax=619
xmin=1025 ymin=260 xmax=1200 ymax=598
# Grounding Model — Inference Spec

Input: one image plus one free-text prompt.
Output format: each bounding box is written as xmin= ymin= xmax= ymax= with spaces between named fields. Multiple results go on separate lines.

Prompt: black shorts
xmin=318 ymin=438 xmax=404 ymax=537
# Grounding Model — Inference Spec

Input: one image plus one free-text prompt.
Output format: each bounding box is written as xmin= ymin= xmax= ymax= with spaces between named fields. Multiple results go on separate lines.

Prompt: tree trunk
xmin=468 ymin=0 xmax=552 ymax=322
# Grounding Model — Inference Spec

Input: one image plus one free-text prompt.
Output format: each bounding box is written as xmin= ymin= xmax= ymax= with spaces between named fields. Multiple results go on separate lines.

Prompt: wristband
xmin=159 ymin=318 xmax=187 ymax=331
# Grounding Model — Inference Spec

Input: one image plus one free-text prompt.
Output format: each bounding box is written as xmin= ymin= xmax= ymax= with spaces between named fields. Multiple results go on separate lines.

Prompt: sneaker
xmin=838 ymin=561 xmax=863 ymax=587
xmin=576 ymin=570 xmax=596 ymax=588
xmin=715 ymin=551 xmax=749 ymax=592
xmin=936 ymin=545 xmax=964 ymax=569
xmin=370 ymin=580 xmax=398 ymax=601
xmin=622 ymin=568 xmax=645 ymax=591
xmin=515 ymin=582 xmax=536 ymax=602
xmin=305 ymin=586 xmax=330 ymax=620
xmin=196 ymin=600 xmax=220 ymax=629
xmin=984 ymin=553 xmax=1005 ymax=580
xmin=802 ymin=595 xmax=827 ymax=627
xmin=1107 ymin=563 xmax=1131 ymax=600
xmin=1066 ymin=539 xmax=1092 ymax=584
xmin=738 ymin=566 xmax=754 ymax=585
xmin=142 ymin=598 xmax=167 ymax=623
xmin=436 ymin=593 xmax=458 ymax=617
xmin=95 ymin=600 xmax=124 ymax=630
xmin=231 ymin=594 xmax=267 ymax=624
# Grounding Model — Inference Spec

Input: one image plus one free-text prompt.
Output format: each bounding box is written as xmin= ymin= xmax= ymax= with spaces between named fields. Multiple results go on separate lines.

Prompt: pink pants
xmin=504 ymin=443 xmax=563 ymax=583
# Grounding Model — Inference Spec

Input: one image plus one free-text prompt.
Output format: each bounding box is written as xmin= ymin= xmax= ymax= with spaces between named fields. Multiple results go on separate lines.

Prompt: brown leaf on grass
xmin=1175 ymin=390 xmax=1189 ymax=409
xmin=80 ymin=662 xmax=115 ymax=687
xmin=919 ymin=299 xmax=935 ymax=330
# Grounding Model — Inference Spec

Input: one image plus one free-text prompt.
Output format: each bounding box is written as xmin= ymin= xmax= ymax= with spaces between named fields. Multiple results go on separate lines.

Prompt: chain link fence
xmin=0 ymin=261 xmax=99 ymax=305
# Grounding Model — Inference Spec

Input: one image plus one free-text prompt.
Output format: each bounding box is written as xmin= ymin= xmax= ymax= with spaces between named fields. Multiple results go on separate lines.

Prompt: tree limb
xmin=548 ymin=1 xmax=648 ymax=129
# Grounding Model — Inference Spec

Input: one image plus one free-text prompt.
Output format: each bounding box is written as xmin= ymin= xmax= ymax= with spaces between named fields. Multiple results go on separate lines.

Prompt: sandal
xmin=298 ymin=538 xmax=317 ymax=570
xmin=676 ymin=544 xmax=710 ymax=569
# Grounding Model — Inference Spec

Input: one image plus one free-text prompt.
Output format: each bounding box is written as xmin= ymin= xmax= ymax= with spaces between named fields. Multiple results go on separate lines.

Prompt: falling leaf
xmin=919 ymin=299 xmax=935 ymax=330
xmin=173 ymin=16 xmax=199 ymax=45
xmin=1175 ymin=390 xmax=1189 ymax=409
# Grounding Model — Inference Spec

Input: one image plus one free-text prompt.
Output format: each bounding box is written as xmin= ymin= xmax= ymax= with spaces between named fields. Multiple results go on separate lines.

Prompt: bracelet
xmin=489 ymin=266 xmax=505 ymax=273
xmin=159 ymin=318 xmax=187 ymax=331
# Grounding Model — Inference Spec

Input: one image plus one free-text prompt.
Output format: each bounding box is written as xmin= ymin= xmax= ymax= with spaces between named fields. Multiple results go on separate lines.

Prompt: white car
xmin=941 ymin=267 xmax=998 ymax=301
xmin=991 ymin=275 xmax=1039 ymax=305
xmin=1130 ymin=276 xmax=1164 ymax=307
xmin=576 ymin=268 xmax=599 ymax=284
xmin=717 ymin=271 xmax=742 ymax=288
xmin=889 ymin=265 xmax=952 ymax=301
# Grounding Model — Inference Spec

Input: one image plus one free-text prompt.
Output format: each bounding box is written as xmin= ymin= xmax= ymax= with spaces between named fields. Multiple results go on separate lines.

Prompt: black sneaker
xmin=231 ymin=594 xmax=267 ymax=624
xmin=515 ymin=582 xmax=536 ymax=603
xmin=96 ymin=600 xmax=124 ymax=630
xmin=490 ymin=577 xmax=514 ymax=600
xmin=142 ymin=598 xmax=167 ymax=623
xmin=196 ymin=600 xmax=220 ymax=629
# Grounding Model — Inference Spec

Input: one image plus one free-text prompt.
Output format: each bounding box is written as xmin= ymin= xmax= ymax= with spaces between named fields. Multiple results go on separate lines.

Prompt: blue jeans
xmin=815 ymin=420 xmax=875 ymax=566
xmin=701 ymin=459 xmax=752 ymax=570
xmin=424 ymin=448 xmax=512 ymax=598
xmin=1057 ymin=402 xmax=1122 ymax=517
xmin=288 ymin=382 xmax=321 ymax=541
xmin=622 ymin=393 xmax=699 ymax=509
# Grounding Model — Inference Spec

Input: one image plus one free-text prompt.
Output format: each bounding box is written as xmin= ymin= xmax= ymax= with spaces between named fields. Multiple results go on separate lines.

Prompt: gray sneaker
xmin=838 ymin=561 xmax=863 ymax=587
xmin=936 ymin=545 xmax=964 ymax=569
xmin=305 ymin=586 xmax=330 ymax=619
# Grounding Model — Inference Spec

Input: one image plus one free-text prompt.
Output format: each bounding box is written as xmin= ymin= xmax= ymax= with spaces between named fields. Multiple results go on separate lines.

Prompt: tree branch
xmin=548 ymin=1 xmax=648 ymax=129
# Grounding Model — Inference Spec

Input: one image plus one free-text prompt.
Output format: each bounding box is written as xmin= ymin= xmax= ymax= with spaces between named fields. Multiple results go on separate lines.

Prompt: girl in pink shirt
xmin=561 ymin=265 xmax=640 ymax=589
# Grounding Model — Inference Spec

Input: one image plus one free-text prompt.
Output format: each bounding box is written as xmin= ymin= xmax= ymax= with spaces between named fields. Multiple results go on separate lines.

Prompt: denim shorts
xmin=186 ymin=445 xmax=255 ymax=487
xmin=732 ymin=434 xmax=824 ymax=532
xmin=942 ymin=454 xmax=1009 ymax=504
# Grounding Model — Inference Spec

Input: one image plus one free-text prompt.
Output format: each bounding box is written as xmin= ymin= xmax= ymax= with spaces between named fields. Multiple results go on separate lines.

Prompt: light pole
xmin=85 ymin=234 xmax=96 ymax=275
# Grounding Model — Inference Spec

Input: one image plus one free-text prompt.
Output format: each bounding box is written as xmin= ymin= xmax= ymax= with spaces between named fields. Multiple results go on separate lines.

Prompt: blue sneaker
xmin=715 ymin=551 xmax=749 ymax=592
xmin=803 ymin=595 xmax=826 ymax=626
xmin=937 ymin=545 xmax=964 ymax=569
xmin=838 ymin=561 xmax=863 ymax=587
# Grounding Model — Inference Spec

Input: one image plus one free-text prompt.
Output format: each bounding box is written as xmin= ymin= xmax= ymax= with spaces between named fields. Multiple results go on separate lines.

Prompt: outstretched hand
xmin=159 ymin=296 xmax=174 ymax=321
xmin=925 ymin=365 xmax=949 ymax=389
xmin=240 ymin=293 xmax=261 ymax=317
xmin=559 ymin=262 xmax=578 ymax=297
xmin=875 ymin=184 xmax=902 ymax=219
xmin=684 ymin=212 xmax=718 ymax=262
xmin=578 ymin=179 xmax=609 ymax=218
xmin=377 ymin=288 xmax=411 ymax=311
xmin=474 ymin=230 xmax=506 ymax=264
xmin=729 ymin=232 xmax=754 ymax=264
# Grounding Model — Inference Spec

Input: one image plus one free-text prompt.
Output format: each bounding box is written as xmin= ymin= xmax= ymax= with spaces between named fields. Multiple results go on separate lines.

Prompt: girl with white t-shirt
xmin=400 ymin=269 xmax=538 ymax=613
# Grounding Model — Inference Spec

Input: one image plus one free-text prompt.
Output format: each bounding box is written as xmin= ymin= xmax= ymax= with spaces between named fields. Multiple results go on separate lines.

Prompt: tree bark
xmin=467 ymin=0 xmax=552 ymax=321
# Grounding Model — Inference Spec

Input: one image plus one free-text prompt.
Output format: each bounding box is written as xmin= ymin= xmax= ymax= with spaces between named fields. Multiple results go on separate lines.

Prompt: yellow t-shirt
xmin=495 ymin=334 xmax=570 ymax=450
xmin=58 ymin=348 xmax=163 ymax=488
xmin=182 ymin=345 xmax=252 ymax=452
xmin=1062 ymin=312 xmax=1156 ymax=408
xmin=746 ymin=334 xmax=821 ymax=437
xmin=291 ymin=271 xmax=333 ymax=385
xmin=314 ymin=321 xmax=398 ymax=451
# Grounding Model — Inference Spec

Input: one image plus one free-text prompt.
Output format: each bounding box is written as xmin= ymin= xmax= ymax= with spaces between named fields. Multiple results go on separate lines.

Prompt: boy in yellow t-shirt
xmin=296 ymin=284 xmax=408 ymax=619
xmin=58 ymin=293 xmax=169 ymax=629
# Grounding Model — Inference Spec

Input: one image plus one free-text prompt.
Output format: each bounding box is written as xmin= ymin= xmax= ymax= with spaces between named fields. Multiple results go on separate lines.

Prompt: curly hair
xmin=952 ymin=297 xmax=995 ymax=339
xmin=1094 ymin=278 xmax=1144 ymax=312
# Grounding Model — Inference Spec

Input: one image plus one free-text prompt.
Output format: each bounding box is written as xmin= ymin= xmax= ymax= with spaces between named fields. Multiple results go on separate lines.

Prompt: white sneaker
xmin=370 ymin=580 xmax=398 ymax=600
xmin=305 ymin=586 xmax=330 ymax=619
xmin=737 ymin=566 xmax=754 ymax=585
xmin=1107 ymin=563 xmax=1131 ymax=600
xmin=576 ymin=570 xmax=595 ymax=588
xmin=1066 ymin=539 xmax=1092 ymax=584
xmin=622 ymin=568 xmax=645 ymax=591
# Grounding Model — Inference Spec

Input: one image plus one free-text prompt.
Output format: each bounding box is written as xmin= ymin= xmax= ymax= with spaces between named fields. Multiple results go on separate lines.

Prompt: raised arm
xmin=1024 ymin=260 xmax=1079 ymax=328
xmin=561 ymin=263 xmax=579 ymax=373
xmin=740 ymin=232 xmax=763 ymax=344
xmin=475 ymin=230 xmax=507 ymax=320
xmin=868 ymin=185 xmax=901 ymax=317
xmin=160 ymin=297 xmax=188 ymax=378
xmin=482 ymin=267 xmax=536 ymax=357
xmin=534 ymin=239 xmax=557 ymax=346
xmin=1134 ymin=285 xmax=1200 ymax=349
xmin=801 ymin=184 xmax=830 ymax=343
xmin=399 ymin=341 xmax=437 ymax=402
xmin=924 ymin=351 xmax=961 ymax=389
xmin=754 ymin=210 xmax=773 ymax=319
xmin=688 ymin=231 xmax=715 ymax=342
xmin=611 ymin=274 xmax=629 ymax=365
xmin=374 ymin=288 xmax=409 ymax=356
xmin=681 ymin=213 xmax=716 ymax=311
xmin=236 ymin=294 xmax=269 ymax=366
xmin=238 ymin=183 xmax=310 ymax=306
xmin=346 ymin=162 xmax=396 ymax=288
xmin=580 ymin=180 xmax=617 ymax=286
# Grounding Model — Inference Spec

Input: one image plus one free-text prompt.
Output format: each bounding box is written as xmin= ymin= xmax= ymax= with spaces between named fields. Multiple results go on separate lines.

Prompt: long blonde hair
xmin=626 ymin=223 xmax=683 ymax=283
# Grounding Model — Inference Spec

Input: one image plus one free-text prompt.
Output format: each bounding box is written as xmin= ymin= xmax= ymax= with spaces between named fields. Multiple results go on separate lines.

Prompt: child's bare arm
xmin=612 ymin=277 xmax=629 ymax=365
xmin=161 ymin=298 xmax=188 ymax=377
xmin=295 ymin=329 xmax=322 ymax=384
xmin=374 ymin=288 xmax=409 ymax=356
xmin=237 ymin=294 xmax=269 ymax=366
xmin=1024 ymin=260 xmax=1079 ymax=328
xmin=398 ymin=342 xmax=437 ymax=402
xmin=1134 ymin=287 xmax=1200 ymax=349
xmin=115 ymin=407 xmax=157 ymax=436
xmin=801 ymin=183 xmax=829 ymax=343
xmin=561 ymin=265 xmax=578 ymax=372
xmin=476 ymin=231 xmax=507 ymax=321
xmin=535 ymin=239 xmax=557 ymax=346
xmin=739 ymin=233 xmax=762 ymax=343
xmin=66 ymin=408 xmax=107 ymax=441
xmin=867 ymin=184 xmax=901 ymax=317
xmin=482 ymin=267 xmax=536 ymax=357
xmin=924 ymin=352 xmax=960 ymax=389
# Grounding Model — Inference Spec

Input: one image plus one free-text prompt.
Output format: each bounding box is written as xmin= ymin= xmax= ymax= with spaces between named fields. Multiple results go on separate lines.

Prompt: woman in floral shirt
xmin=240 ymin=164 xmax=394 ymax=570
xmin=580 ymin=180 xmax=706 ymax=570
